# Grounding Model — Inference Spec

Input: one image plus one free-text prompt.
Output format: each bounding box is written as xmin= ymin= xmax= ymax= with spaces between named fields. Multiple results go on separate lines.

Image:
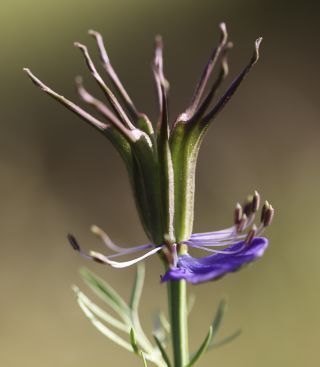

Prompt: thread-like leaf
xmin=80 ymin=268 xmax=130 ymax=322
xmin=129 ymin=263 xmax=155 ymax=355
xmin=209 ymin=329 xmax=242 ymax=350
xmin=78 ymin=298 xmax=133 ymax=352
xmin=141 ymin=352 xmax=148 ymax=367
xmin=211 ymin=298 xmax=226 ymax=339
xmin=187 ymin=326 xmax=213 ymax=367
xmin=130 ymin=263 xmax=145 ymax=312
xmin=153 ymin=334 xmax=172 ymax=367
xmin=130 ymin=328 xmax=140 ymax=355
xmin=130 ymin=327 xmax=168 ymax=367
xmin=73 ymin=286 xmax=129 ymax=332
xmin=77 ymin=300 xmax=164 ymax=366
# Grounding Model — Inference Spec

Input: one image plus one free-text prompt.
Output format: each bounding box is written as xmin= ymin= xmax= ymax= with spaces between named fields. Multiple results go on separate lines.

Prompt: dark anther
xmin=263 ymin=205 xmax=274 ymax=227
xmin=68 ymin=234 xmax=81 ymax=251
xmin=234 ymin=203 xmax=243 ymax=225
xmin=260 ymin=201 xmax=270 ymax=223
xmin=252 ymin=190 xmax=260 ymax=213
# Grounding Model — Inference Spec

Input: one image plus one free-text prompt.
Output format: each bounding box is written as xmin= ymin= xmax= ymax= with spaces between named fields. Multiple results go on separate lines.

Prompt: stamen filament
xmin=188 ymin=230 xmax=244 ymax=242
xmin=187 ymin=242 xmax=247 ymax=254
xmin=107 ymin=244 xmax=154 ymax=258
xmin=90 ymin=246 xmax=162 ymax=268
xmin=91 ymin=225 xmax=133 ymax=252
xmin=185 ymin=235 xmax=248 ymax=248
xmin=191 ymin=226 xmax=235 ymax=238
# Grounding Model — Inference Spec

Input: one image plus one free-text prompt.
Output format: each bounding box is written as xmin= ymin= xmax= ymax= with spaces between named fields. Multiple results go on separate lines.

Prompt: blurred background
xmin=1 ymin=0 xmax=319 ymax=366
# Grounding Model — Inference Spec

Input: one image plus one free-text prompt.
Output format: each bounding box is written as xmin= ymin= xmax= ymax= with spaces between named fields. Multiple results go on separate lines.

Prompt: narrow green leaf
xmin=77 ymin=298 xmax=133 ymax=352
xmin=73 ymin=286 xmax=129 ymax=333
xmin=141 ymin=352 xmax=148 ymax=367
xmin=130 ymin=263 xmax=145 ymax=312
xmin=130 ymin=328 xmax=140 ymax=355
xmin=131 ymin=329 xmax=167 ymax=367
xmin=80 ymin=268 xmax=130 ymax=322
xmin=153 ymin=334 xmax=172 ymax=367
xmin=209 ymin=329 xmax=242 ymax=350
xmin=77 ymin=296 xmax=165 ymax=366
xmin=129 ymin=264 xmax=155 ymax=355
xmin=211 ymin=298 xmax=227 ymax=339
xmin=187 ymin=326 xmax=213 ymax=367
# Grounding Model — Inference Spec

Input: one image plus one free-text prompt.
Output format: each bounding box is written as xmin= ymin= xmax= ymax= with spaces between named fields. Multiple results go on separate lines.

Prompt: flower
xmin=68 ymin=191 xmax=273 ymax=284
xmin=25 ymin=24 xmax=273 ymax=284
xmin=162 ymin=238 xmax=268 ymax=284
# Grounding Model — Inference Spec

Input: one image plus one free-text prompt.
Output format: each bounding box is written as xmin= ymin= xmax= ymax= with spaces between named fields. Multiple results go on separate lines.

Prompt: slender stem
xmin=167 ymin=279 xmax=189 ymax=367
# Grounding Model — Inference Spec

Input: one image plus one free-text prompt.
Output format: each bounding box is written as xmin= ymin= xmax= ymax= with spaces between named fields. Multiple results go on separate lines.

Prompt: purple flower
xmin=161 ymin=238 xmax=268 ymax=284
xmin=25 ymin=23 xmax=274 ymax=285
xmin=68 ymin=191 xmax=273 ymax=284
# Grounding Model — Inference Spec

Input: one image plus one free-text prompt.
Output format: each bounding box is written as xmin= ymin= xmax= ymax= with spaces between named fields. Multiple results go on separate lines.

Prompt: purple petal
xmin=161 ymin=237 xmax=268 ymax=284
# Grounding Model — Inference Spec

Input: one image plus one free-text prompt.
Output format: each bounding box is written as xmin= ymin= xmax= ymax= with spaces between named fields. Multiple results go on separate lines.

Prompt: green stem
xmin=167 ymin=279 xmax=189 ymax=367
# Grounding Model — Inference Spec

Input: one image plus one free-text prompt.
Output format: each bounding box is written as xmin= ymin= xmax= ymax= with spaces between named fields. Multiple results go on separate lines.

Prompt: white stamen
xmin=91 ymin=225 xmax=142 ymax=252
xmin=90 ymin=246 xmax=162 ymax=268
xmin=188 ymin=243 xmax=247 ymax=255
xmin=107 ymin=244 xmax=154 ymax=258
xmin=191 ymin=226 xmax=235 ymax=238
xmin=255 ymin=223 xmax=266 ymax=237
xmin=244 ymin=212 xmax=257 ymax=229
xmin=186 ymin=229 xmax=247 ymax=247
xmin=185 ymin=235 xmax=247 ymax=248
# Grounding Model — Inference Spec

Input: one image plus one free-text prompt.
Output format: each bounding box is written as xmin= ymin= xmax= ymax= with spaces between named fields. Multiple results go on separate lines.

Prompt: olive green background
xmin=1 ymin=0 xmax=319 ymax=366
